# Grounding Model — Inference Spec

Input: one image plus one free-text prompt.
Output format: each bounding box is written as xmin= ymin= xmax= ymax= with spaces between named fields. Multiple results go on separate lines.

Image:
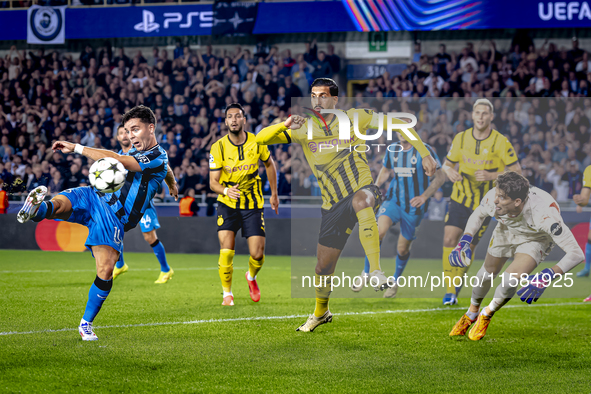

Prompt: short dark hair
xmin=117 ymin=124 xmax=125 ymax=132
xmin=311 ymin=78 xmax=339 ymax=96
xmin=496 ymin=171 xmax=529 ymax=201
xmin=121 ymin=105 xmax=156 ymax=127
xmin=225 ymin=103 xmax=245 ymax=117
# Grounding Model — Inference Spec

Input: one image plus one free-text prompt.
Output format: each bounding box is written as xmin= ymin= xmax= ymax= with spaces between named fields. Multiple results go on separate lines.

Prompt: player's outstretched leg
xmin=113 ymin=252 xmax=128 ymax=279
xmin=576 ymin=240 xmax=591 ymax=277
xmin=152 ymin=240 xmax=173 ymax=284
xmin=298 ymin=245 xmax=338 ymax=332
xmin=353 ymin=190 xmax=388 ymax=291
xmin=17 ymin=186 xmax=48 ymax=223
xmin=79 ymin=245 xmax=119 ymax=341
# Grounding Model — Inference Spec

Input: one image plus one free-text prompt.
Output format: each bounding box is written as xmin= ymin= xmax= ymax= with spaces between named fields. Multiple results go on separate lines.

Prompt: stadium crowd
xmin=0 ymin=36 xmax=590 ymax=217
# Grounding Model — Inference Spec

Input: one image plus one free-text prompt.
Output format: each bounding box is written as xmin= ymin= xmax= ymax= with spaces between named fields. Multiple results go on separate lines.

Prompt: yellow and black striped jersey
xmin=447 ymin=128 xmax=518 ymax=210
xmin=256 ymin=108 xmax=429 ymax=210
xmin=583 ymin=165 xmax=591 ymax=189
xmin=210 ymin=132 xmax=270 ymax=210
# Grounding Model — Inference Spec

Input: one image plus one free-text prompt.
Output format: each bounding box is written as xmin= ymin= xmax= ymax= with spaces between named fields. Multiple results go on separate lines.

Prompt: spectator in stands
xmin=179 ymin=188 xmax=199 ymax=217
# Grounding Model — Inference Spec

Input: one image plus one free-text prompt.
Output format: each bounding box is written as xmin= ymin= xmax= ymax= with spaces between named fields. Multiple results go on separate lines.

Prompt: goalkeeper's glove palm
xmin=449 ymin=234 xmax=473 ymax=268
xmin=517 ymin=268 xmax=555 ymax=304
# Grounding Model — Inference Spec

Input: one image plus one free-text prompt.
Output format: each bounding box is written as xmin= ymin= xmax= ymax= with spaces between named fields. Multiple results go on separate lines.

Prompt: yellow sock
xmin=356 ymin=207 xmax=380 ymax=272
xmin=218 ymin=249 xmax=235 ymax=293
xmin=314 ymin=274 xmax=332 ymax=317
xmin=442 ymin=246 xmax=455 ymax=293
xmin=248 ymin=255 xmax=264 ymax=279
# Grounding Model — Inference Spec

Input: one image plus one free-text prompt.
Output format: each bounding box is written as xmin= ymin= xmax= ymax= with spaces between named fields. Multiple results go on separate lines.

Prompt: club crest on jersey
xmin=136 ymin=154 xmax=150 ymax=164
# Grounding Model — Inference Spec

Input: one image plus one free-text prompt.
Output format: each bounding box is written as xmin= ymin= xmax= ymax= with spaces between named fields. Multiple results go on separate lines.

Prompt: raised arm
xmin=255 ymin=116 xmax=303 ymax=146
xmin=51 ymin=140 xmax=142 ymax=172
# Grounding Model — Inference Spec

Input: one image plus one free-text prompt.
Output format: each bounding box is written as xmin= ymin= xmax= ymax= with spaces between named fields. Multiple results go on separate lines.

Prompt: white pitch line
xmin=0 ymin=302 xmax=588 ymax=337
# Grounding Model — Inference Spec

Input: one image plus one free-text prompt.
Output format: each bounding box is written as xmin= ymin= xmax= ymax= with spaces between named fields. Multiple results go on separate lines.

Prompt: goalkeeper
xmin=448 ymin=172 xmax=583 ymax=340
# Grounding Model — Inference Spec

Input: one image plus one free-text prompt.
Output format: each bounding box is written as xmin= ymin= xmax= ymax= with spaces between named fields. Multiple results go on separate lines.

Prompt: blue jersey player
xmin=113 ymin=124 xmax=173 ymax=283
xmin=352 ymin=133 xmax=444 ymax=297
xmin=17 ymin=106 xmax=178 ymax=341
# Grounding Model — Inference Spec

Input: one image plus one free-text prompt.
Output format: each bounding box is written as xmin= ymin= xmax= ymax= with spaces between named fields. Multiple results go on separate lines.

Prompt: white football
xmin=89 ymin=157 xmax=128 ymax=193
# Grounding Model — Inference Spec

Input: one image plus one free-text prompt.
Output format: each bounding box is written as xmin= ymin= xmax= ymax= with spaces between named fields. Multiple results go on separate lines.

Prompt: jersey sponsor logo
xmin=461 ymin=155 xmax=493 ymax=166
xmin=224 ymin=163 xmax=257 ymax=173
xmin=393 ymin=167 xmax=416 ymax=177
xmin=550 ymin=222 xmax=563 ymax=236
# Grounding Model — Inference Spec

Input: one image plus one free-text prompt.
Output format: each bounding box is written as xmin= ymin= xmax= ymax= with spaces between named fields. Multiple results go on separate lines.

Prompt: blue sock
xmin=32 ymin=201 xmax=52 ymax=222
xmin=585 ymin=242 xmax=591 ymax=271
xmin=82 ymin=276 xmax=112 ymax=323
xmin=394 ymin=252 xmax=410 ymax=279
xmin=151 ymin=240 xmax=170 ymax=273
xmin=363 ymin=257 xmax=370 ymax=274
xmin=115 ymin=252 xmax=125 ymax=269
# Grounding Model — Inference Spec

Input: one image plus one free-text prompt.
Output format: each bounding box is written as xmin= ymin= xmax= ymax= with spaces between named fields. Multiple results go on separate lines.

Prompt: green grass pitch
xmin=0 ymin=250 xmax=590 ymax=393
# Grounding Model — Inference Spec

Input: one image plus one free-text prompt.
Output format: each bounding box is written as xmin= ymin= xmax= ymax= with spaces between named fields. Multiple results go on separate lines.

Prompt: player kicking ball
xmin=209 ymin=103 xmax=279 ymax=306
xmin=112 ymin=124 xmax=174 ymax=283
xmin=352 ymin=133 xmax=445 ymax=297
xmin=17 ymin=106 xmax=178 ymax=341
xmin=449 ymin=172 xmax=583 ymax=340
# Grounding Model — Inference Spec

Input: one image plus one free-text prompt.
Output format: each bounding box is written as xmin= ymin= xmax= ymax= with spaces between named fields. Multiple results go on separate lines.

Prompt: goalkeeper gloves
xmin=517 ymin=268 xmax=556 ymax=304
xmin=449 ymin=234 xmax=473 ymax=268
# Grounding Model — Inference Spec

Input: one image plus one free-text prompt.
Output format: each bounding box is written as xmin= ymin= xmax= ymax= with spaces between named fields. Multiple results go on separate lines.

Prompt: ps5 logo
xmin=134 ymin=9 xmax=213 ymax=33
xmin=134 ymin=10 xmax=159 ymax=33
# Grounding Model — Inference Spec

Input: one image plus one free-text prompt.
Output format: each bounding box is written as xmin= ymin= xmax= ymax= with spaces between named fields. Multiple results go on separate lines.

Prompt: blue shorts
xmin=377 ymin=201 xmax=424 ymax=241
xmin=58 ymin=187 xmax=124 ymax=254
xmin=139 ymin=207 xmax=160 ymax=233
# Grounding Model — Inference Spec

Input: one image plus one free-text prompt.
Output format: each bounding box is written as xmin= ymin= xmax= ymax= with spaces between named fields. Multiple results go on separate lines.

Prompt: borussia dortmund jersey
xmin=256 ymin=108 xmax=429 ymax=210
xmin=446 ymin=128 xmax=518 ymax=210
xmin=210 ymin=132 xmax=271 ymax=210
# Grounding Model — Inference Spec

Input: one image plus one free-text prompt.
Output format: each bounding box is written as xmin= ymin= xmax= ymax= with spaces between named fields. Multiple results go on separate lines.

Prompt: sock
xmin=488 ymin=272 xmax=519 ymax=313
xmin=585 ymin=242 xmax=591 ymax=271
xmin=223 ymin=291 xmax=233 ymax=297
xmin=32 ymin=201 xmax=53 ymax=222
xmin=151 ymin=240 xmax=170 ymax=273
xmin=356 ymin=207 xmax=380 ymax=272
xmin=363 ymin=256 xmax=370 ymax=275
xmin=466 ymin=310 xmax=479 ymax=320
xmin=218 ymin=249 xmax=235 ymax=293
xmin=442 ymin=246 xmax=455 ymax=293
xmin=394 ymin=252 xmax=410 ymax=279
xmin=470 ymin=265 xmax=497 ymax=307
xmin=455 ymin=265 xmax=471 ymax=296
xmin=115 ymin=252 xmax=125 ymax=269
xmin=82 ymin=276 xmax=112 ymax=323
xmin=314 ymin=274 xmax=332 ymax=317
xmin=481 ymin=308 xmax=492 ymax=317
xmin=248 ymin=255 xmax=264 ymax=280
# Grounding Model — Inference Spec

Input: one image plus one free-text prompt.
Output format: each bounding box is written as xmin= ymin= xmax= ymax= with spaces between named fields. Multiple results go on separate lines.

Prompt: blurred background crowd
xmin=1 ymin=34 xmax=590 ymax=217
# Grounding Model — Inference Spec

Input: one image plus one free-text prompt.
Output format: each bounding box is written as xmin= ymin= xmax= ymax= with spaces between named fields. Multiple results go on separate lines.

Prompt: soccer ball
xmin=88 ymin=157 xmax=127 ymax=193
